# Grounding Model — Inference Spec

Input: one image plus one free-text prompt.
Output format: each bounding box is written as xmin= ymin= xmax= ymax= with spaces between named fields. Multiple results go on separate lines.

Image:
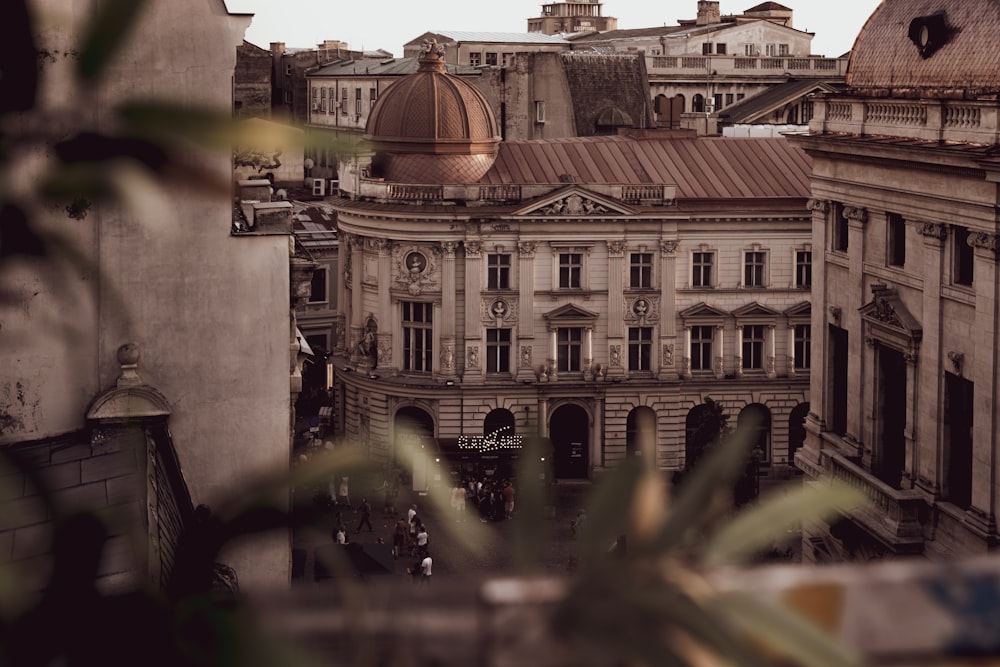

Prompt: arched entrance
xmin=484 ymin=408 xmax=516 ymax=438
xmin=788 ymin=402 xmax=809 ymax=466
xmin=549 ymin=404 xmax=589 ymax=478
xmin=626 ymin=406 xmax=656 ymax=459
xmin=394 ymin=406 xmax=435 ymax=491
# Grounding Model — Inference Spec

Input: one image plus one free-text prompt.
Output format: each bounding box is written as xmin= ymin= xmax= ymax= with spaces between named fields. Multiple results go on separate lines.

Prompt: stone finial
xmin=116 ymin=343 xmax=143 ymax=387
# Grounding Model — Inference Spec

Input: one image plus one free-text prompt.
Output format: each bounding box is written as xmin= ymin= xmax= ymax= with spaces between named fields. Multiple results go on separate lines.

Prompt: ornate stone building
xmin=329 ymin=40 xmax=814 ymax=481
xmin=790 ymin=0 xmax=1000 ymax=561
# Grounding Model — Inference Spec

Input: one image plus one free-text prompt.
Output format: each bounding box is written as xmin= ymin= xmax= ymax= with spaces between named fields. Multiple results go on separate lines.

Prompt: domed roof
xmin=847 ymin=0 xmax=1000 ymax=98
xmin=364 ymin=39 xmax=501 ymax=183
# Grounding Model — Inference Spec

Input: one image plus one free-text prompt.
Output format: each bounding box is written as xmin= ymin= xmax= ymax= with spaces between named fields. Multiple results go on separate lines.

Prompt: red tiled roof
xmin=483 ymin=136 xmax=811 ymax=200
xmin=848 ymin=0 xmax=1000 ymax=97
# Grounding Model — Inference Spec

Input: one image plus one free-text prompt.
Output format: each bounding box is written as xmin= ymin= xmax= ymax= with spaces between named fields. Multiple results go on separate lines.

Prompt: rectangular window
xmin=713 ymin=93 xmax=723 ymax=110
xmin=716 ymin=43 xmax=727 ymax=55
xmin=341 ymin=88 xmax=348 ymax=114
xmin=691 ymin=325 xmax=714 ymax=371
xmin=779 ymin=43 xmax=790 ymax=56
xmin=469 ymin=52 xmax=482 ymax=67
xmin=725 ymin=93 xmax=734 ymax=106
xmin=692 ymin=252 xmax=714 ymax=287
xmin=557 ymin=328 xmax=582 ymax=372
xmin=486 ymin=328 xmax=511 ymax=373
xmin=794 ymin=324 xmax=811 ymax=370
xmin=944 ymin=372 xmax=973 ymax=509
xmin=744 ymin=251 xmax=766 ymax=287
xmin=888 ymin=213 xmax=906 ymax=267
xmin=702 ymin=42 xmax=712 ymax=55
xmin=830 ymin=325 xmax=848 ymax=435
xmin=628 ymin=327 xmax=653 ymax=371
xmin=559 ymin=253 xmax=582 ymax=288
xmin=370 ymin=88 xmax=377 ymax=104
xmin=402 ymin=302 xmax=433 ymax=372
xmin=535 ymin=100 xmax=546 ymax=123
xmin=501 ymin=53 xmax=511 ymax=66
xmin=309 ymin=267 xmax=328 ymax=303
xmin=355 ymin=88 xmax=362 ymax=115
xmin=487 ymin=253 xmax=511 ymax=289
xmin=744 ymin=43 xmax=757 ymax=56
xmin=833 ymin=203 xmax=849 ymax=252
xmin=765 ymin=43 xmax=777 ymax=57
xmin=795 ymin=250 xmax=812 ymax=288
xmin=485 ymin=52 xmax=498 ymax=66
xmin=630 ymin=252 xmax=653 ymax=288
xmin=742 ymin=325 xmax=765 ymax=370
xmin=953 ymin=225 xmax=974 ymax=286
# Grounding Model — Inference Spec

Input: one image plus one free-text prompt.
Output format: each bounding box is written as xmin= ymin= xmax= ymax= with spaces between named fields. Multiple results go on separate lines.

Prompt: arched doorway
xmin=787 ymin=402 xmax=810 ymax=466
xmin=738 ymin=403 xmax=772 ymax=463
xmin=626 ymin=406 xmax=656 ymax=459
xmin=684 ymin=399 xmax=730 ymax=470
xmin=394 ymin=406 xmax=435 ymax=491
xmin=692 ymin=93 xmax=705 ymax=113
xmin=550 ymin=404 xmax=589 ymax=478
xmin=484 ymin=408 xmax=516 ymax=438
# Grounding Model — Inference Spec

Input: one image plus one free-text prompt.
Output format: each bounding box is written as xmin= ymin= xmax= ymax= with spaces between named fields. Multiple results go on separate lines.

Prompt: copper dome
xmin=847 ymin=0 xmax=1000 ymax=98
xmin=364 ymin=39 xmax=501 ymax=183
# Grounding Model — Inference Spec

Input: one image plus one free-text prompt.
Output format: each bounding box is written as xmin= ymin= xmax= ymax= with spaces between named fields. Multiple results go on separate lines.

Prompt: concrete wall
xmin=0 ymin=0 xmax=292 ymax=589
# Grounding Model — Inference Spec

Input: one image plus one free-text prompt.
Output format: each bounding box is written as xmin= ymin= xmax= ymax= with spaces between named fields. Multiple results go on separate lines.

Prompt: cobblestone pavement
xmin=292 ymin=479 xmax=593 ymax=585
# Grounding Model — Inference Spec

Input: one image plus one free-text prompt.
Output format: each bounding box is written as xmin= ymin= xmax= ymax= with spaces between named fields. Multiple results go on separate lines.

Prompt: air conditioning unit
xmin=312 ymin=178 xmax=326 ymax=196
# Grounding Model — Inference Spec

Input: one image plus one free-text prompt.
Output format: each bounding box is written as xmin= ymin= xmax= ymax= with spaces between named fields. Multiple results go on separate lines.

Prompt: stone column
xmin=734 ymin=326 xmax=744 ymax=378
xmin=349 ymin=235 xmax=365 ymax=364
xmin=658 ymin=240 xmax=679 ymax=380
xmin=441 ymin=242 xmax=458 ymax=378
xmin=915 ymin=222 xmax=947 ymax=493
xmin=787 ymin=324 xmax=797 ymax=378
xmin=538 ymin=397 xmax=549 ymax=439
xmin=584 ymin=326 xmax=593 ymax=377
xmin=517 ymin=242 xmax=537 ymax=381
xmin=607 ymin=241 xmax=626 ymax=340
xmin=464 ymin=241 xmax=483 ymax=383
xmin=714 ymin=325 xmax=725 ymax=380
xmin=801 ymin=199 xmax=830 ymax=475
xmin=766 ymin=324 xmax=777 ymax=379
xmin=682 ymin=326 xmax=692 ymax=379
xmin=335 ymin=234 xmax=351 ymax=356
xmin=548 ymin=327 xmax=558 ymax=381
xmin=375 ymin=239 xmax=392 ymax=371
xmin=968 ymin=232 xmax=1000 ymax=534
xmin=844 ymin=206 xmax=869 ymax=446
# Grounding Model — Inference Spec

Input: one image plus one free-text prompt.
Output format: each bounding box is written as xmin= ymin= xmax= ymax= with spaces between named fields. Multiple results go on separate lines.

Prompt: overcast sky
xmin=224 ymin=0 xmax=883 ymax=59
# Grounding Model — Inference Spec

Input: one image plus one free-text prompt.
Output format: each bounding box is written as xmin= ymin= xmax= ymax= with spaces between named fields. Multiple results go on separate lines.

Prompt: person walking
xmin=356 ymin=497 xmax=373 ymax=533
xmin=419 ymin=552 xmax=432 ymax=584
xmin=392 ymin=516 xmax=408 ymax=558
xmin=502 ymin=480 xmax=516 ymax=519
xmin=415 ymin=522 xmax=429 ymax=557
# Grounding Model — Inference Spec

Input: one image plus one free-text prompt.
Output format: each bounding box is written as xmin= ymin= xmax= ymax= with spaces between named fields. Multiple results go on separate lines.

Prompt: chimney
xmin=696 ymin=1 xmax=721 ymax=25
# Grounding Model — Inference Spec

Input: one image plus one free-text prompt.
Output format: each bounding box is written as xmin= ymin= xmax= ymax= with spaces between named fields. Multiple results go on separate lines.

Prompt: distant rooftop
xmin=406 ymin=30 xmax=571 ymax=45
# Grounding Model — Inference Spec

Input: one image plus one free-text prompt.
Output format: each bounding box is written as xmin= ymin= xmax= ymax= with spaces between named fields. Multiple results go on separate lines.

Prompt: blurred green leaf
xmin=705 ymin=481 xmax=867 ymax=567
xmin=709 ymin=591 xmax=866 ymax=667
xmin=576 ymin=455 xmax=644 ymax=568
xmin=648 ymin=413 xmax=761 ymax=555
xmin=118 ymin=100 xmax=237 ymax=147
xmin=510 ymin=443 xmax=547 ymax=570
xmin=77 ymin=0 xmax=151 ymax=81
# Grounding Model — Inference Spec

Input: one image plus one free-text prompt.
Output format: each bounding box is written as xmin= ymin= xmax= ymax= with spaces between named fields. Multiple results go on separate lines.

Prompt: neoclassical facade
xmin=790 ymin=0 xmax=1000 ymax=560
xmin=330 ymin=41 xmax=814 ymax=480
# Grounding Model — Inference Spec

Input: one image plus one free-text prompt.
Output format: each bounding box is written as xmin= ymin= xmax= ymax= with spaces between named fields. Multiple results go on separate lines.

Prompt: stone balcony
xmin=646 ymin=54 xmax=847 ymax=79
xmin=810 ymin=96 xmax=1000 ymax=146
xmin=827 ymin=451 xmax=925 ymax=554
xmin=355 ymin=180 xmax=677 ymax=206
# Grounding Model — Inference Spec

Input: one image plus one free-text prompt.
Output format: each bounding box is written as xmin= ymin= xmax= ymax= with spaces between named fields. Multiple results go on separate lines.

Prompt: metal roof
xmin=309 ymin=57 xmax=481 ymax=77
xmin=408 ymin=30 xmax=571 ymax=45
xmin=482 ymin=135 xmax=811 ymax=200
xmin=717 ymin=79 xmax=843 ymax=124
xmin=291 ymin=204 xmax=338 ymax=250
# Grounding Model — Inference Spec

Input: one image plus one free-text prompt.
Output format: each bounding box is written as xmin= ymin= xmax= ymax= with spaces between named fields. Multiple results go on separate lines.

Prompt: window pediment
xmin=784 ymin=301 xmax=812 ymax=319
xmin=732 ymin=301 xmax=780 ymax=320
xmin=544 ymin=302 xmax=599 ymax=327
xmin=860 ymin=287 xmax=922 ymax=356
xmin=680 ymin=302 xmax=729 ymax=321
xmin=516 ymin=186 xmax=634 ymax=217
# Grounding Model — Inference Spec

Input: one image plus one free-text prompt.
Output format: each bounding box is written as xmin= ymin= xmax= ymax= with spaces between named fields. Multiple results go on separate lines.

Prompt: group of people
xmin=451 ymin=477 xmax=516 ymax=522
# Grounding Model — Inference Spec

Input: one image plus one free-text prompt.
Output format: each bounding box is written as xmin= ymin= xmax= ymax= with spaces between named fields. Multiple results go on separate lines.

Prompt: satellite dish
xmin=303 ymin=158 xmax=315 ymax=170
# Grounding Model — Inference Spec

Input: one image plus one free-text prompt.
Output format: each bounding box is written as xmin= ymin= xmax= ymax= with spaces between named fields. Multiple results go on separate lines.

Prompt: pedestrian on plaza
xmin=337 ymin=476 xmax=351 ymax=507
xmin=502 ymin=480 xmax=516 ymax=519
xmin=393 ymin=516 xmax=408 ymax=558
xmin=419 ymin=552 xmax=432 ymax=584
xmin=335 ymin=527 xmax=347 ymax=544
xmin=415 ymin=522 xmax=429 ymax=557
xmin=356 ymin=497 xmax=373 ymax=533
xmin=451 ymin=482 xmax=466 ymax=520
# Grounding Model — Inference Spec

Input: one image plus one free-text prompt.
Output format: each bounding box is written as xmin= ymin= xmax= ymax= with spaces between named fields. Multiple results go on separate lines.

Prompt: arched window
xmin=484 ymin=408 xmax=516 ymax=438
xmin=626 ymin=406 xmax=657 ymax=459
xmin=692 ymin=94 xmax=705 ymax=113
xmin=737 ymin=403 xmax=772 ymax=464
xmin=787 ymin=402 xmax=809 ymax=466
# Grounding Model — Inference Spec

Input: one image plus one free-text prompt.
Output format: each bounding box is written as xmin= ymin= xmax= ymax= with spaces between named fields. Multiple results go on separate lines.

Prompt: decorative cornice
xmin=843 ymin=206 xmax=868 ymax=223
xmin=533 ymin=194 xmax=610 ymax=216
xmin=607 ymin=240 xmax=627 ymax=257
xmin=807 ymin=198 xmax=829 ymax=213
xmin=972 ymin=232 xmax=1000 ymax=252
xmin=918 ymin=222 xmax=948 ymax=240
